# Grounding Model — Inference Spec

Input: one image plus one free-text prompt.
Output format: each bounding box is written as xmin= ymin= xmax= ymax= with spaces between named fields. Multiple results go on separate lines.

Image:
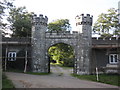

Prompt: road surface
xmin=5 ymin=66 xmax=119 ymax=88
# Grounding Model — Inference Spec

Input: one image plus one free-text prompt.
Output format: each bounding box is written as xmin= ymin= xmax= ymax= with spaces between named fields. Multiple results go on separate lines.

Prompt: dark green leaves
xmin=7 ymin=7 xmax=34 ymax=37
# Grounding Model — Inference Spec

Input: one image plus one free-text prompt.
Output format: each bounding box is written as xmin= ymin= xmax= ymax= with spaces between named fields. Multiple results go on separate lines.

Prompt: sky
xmin=12 ymin=0 xmax=120 ymax=30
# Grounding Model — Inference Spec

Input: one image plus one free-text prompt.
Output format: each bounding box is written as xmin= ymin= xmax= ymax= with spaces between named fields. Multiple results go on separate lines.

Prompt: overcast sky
xmin=13 ymin=0 xmax=119 ymax=30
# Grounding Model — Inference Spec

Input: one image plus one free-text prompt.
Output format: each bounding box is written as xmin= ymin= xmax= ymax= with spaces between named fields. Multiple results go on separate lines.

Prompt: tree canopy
xmin=48 ymin=43 xmax=74 ymax=67
xmin=93 ymin=8 xmax=119 ymax=37
xmin=0 ymin=0 xmax=14 ymax=37
xmin=48 ymin=19 xmax=71 ymax=32
xmin=7 ymin=6 xmax=34 ymax=37
xmin=0 ymin=0 xmax=13 ymax=20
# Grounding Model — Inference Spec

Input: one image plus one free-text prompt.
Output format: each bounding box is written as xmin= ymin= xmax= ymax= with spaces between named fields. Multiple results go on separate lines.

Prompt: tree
xmin=93 ymin=8 xmax=119 ymax=37
xmin=0 ymin=0 xmax=13 ymax=20
xmin=0 ymin=0 xmax=14 ymax=37
xmin=48 ymin=19 xmax=71 ymax=32
xmin=7 ymin=7 xmax=34 ymax=37
xmin=48 ymin=43 xmax=74 ymax=67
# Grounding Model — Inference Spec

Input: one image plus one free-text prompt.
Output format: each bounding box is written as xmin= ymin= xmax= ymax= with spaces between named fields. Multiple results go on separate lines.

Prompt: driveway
xmin=5 ymin=66 xmax=119 ymax=88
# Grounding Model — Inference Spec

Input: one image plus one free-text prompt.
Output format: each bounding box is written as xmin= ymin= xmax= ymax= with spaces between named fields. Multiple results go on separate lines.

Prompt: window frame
xmin=8 ymin=52 xmax=17 ymax=61
xmin=109 ymin=54 xmax=118 ymax=64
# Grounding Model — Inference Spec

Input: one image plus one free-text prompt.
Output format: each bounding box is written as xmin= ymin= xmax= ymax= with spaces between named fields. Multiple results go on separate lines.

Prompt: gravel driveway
xmin=5 ymin=66 xmax=119 ymax=88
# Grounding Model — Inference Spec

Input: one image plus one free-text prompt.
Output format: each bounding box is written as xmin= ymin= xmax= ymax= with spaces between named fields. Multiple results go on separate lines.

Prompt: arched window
xmin=8 ymin=52 xmax=17 ymax=61
xmin=109 ymin=54 xmax=118 ymax=64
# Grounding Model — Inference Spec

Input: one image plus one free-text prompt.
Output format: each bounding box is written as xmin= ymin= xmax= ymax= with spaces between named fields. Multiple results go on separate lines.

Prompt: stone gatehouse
xmin=2 ymin=14 xmax=120 ymax=75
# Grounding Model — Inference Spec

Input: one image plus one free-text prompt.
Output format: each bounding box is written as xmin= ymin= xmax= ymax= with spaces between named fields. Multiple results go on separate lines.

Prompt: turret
xmin=75 ymin=14 xmax=93 ymax=34
xmin=31 ymin=14 xmax=48 ymax=73
xmin=75 ymin=14 xmax=92 ymax=26
xmin=32 ymin=14 xmax=48 ymax=39
xmin=32 ymin=14 xmax=48 ymax=26
xmin=74 ymin=14 xmax=93 ymax=75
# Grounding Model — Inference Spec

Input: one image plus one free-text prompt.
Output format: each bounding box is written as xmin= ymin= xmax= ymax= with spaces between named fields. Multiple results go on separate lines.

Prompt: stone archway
xmin=31 ymin=14 xmax=93 ymax=75
xmin=46 ymin=42 xmax=75 ymax=73
xmin=45 ymin=37 xmax=78 ymax=73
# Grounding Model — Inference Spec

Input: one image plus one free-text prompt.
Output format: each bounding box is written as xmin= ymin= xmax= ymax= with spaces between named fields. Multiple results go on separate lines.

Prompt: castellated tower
xmin=75 ymin=14 xmax=93 ymax=74
xmin=31 ymin=14 xmax=48 ymax=72
xmin=75 ymin=14 xmax=92 ymax=36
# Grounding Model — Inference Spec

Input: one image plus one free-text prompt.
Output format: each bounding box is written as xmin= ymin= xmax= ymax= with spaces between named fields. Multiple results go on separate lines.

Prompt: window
xmin=109 ymin=54 xmax=118 ymax=64
xmin=8 ymin=52 xmax=17 ymax=61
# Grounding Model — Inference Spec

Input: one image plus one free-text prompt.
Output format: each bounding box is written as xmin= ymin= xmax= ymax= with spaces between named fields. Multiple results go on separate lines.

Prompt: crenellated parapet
xmin=45 ymin=32 xmax=77 ymax=39
xmin=75 ymin=14 xmax=93 ymax=26
xmin=32 ymin=14 xmax=48 ymax=26
xmin=92 ymin=37 xmax=120 ymax=46
xmin=45 ymin=31 xmax=80 ymax=39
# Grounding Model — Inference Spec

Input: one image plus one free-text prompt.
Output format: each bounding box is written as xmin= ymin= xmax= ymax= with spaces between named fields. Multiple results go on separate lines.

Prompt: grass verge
xmin=71 ymin=74 xmax=120 ymax=86
xmin=6 ymin=69 xmax=23 ymax=73
xmin=2 ymin=73 xmax=15 ymax=88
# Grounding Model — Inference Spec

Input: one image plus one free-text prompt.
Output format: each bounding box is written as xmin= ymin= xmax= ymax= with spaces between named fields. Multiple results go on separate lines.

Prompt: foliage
xmin=0 ymin=1 xmax=5 ymax=21
xmin=0 ymin=0 xmax=13 ymax=20
xmin=0 ymin=23 xmax=8 ymax=37
xmin=0 ymin=0 xmax=14 ymax=37
xmin=93 ymin=8 xmax=119 ymax=37
xmin=48 ymin=19 xmax=71 ymax=32
xmin=2 ymin=73 xmax=15 ymax=88
xmin=7 ymin=6 xmax=34 ymax=37
xmin=72 ymin=74 xmax=120 ymax=86
xmin=48 ymin=43 xmax=74 ymax=67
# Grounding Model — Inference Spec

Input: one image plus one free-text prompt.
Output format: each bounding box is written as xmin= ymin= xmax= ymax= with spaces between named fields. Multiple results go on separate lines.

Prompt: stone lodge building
xmin=2 ymin=14 xmax=120 ymax=75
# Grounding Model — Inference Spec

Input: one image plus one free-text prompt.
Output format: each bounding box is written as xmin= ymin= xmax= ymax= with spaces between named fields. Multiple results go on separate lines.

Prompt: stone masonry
xmin=31 ymin=14 xmax=48 ymax=72
xmin=31 ymin=14 xmax=93 ymax=75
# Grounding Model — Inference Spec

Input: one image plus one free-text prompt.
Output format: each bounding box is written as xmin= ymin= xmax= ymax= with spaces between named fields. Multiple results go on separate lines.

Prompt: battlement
xmin=92 ymin=37 xmax=120 ymax=40
xmin=92 ymin=37 xmax=120 ymax=45
xmin=46 ymin=31 xmax=79 ymax=35
xmin=32 ymin=14 xmax=48 ymax=26
xmin=92 ymin=37 xmax=120 ymax=48
xmin=45 ymin=31 xmax=79 ymax=39
xmin=75 ymin=14 xmax=93 ymax=26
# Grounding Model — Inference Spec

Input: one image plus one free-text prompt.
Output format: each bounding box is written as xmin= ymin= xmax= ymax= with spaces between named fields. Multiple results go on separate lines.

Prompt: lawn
xmin=72 ymin=74 xmax=120 ymax=86
xmin=2 ymin=73 xmax=15 ymax=88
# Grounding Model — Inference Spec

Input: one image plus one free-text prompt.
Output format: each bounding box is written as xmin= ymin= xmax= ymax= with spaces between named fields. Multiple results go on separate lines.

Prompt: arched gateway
xmin=31 ymin=14 xmax=93 ymax=75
